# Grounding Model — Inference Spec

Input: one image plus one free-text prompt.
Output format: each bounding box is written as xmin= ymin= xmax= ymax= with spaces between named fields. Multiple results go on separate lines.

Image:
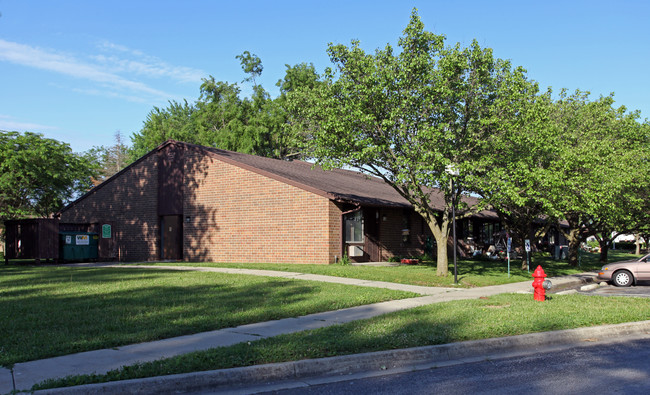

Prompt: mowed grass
xmin=36 ymin=293 xmax=650 ymax=390
xmin=0 ymin=266 xmax=416 ymax=366
xmin=145 ymin=250 xmax=640 ymax=288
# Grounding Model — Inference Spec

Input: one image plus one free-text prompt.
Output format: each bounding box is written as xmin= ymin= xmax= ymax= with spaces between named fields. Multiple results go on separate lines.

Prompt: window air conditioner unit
xmin=348 ymin=245 xmax=364 ymax=257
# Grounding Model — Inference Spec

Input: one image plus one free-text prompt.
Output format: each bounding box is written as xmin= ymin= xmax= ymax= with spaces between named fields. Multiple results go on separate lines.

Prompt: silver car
xmin=598 ymin=253 xmax=650 ymax=287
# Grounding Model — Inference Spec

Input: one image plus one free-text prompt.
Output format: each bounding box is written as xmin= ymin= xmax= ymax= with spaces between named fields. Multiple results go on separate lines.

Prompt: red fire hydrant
xmin=532 ymin=265 xmax=552 ymax=301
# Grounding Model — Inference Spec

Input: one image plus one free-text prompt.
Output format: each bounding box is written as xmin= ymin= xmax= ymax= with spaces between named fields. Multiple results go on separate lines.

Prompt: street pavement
xmin=254 ymin=335 xmax=650 ymax=395
xmin=2 ymin=264 xmax=641 ymax=395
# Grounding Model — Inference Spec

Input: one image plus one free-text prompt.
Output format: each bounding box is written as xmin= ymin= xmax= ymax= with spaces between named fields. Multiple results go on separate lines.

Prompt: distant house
xmin=54 ymin=140 xmax=501 ymax=264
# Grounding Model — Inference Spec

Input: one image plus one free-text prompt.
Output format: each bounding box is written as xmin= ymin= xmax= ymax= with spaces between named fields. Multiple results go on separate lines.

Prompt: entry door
xmin=364 ymin=208 xmax=381 ymax=262
xmin=161 ymin=215 xmax=182 ymax=260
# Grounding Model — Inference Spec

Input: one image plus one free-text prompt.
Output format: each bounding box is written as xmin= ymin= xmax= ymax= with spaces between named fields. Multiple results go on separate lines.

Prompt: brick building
xmin=57 ymin=140 xmax=499 ymax=264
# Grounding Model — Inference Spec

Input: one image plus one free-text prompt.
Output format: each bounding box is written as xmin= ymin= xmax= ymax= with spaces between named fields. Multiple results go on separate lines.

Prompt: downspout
xmin=340 ymin=204 xmax=362 ymax=262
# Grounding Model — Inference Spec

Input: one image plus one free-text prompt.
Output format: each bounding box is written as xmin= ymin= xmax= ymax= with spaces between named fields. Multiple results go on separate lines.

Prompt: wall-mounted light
xmin=185 ymin=216 xmax=191 ymax=223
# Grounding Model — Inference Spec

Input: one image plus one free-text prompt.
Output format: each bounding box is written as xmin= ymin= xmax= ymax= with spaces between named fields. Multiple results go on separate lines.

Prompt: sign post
xmin=506 ymin=237 xmax=512 ymax=278
xmin=524 ymin=239 xmax=531 ymax=273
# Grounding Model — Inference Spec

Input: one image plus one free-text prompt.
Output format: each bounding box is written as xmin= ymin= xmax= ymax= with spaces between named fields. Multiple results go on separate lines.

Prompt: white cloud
xmin=70 ymin=86 xmax=150 ymax=104
xmin=0 ymin=39 xmax=204 ymax=102
xmin=95 ymin=40 xmax=205 ymax=83
xmin=0 ymin=115 xmax=57 ymax=132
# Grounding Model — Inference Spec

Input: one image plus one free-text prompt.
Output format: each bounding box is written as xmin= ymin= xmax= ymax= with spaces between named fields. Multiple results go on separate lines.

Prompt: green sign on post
xmin=102 ymin=224 xmax=111 ymax=238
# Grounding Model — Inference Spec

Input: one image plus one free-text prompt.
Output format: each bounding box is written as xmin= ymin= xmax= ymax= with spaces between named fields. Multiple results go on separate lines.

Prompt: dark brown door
xmin=161 ymin=215 xmax=182 ymax=260
xmin=364 ymin=208 xmax=381 ymax=262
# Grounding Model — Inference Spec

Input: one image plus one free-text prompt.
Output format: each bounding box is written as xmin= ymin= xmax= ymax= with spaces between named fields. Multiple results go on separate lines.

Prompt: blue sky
xmin=1 ymin=0 xmax=648 ymax=152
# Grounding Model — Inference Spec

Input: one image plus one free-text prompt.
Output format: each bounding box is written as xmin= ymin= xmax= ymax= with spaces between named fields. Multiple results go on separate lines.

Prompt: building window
xmin=344 ymin=210 xmax=364 ymax=243
xmin=402 ymin=210 xmax=411 ymax=244
xmin=465 ymin=221 xmax=474 ymax=240
xmin=481 ymin=222 xmax=501 ymax=244
xmin=482 ymin=223 xmax=493 ymax=244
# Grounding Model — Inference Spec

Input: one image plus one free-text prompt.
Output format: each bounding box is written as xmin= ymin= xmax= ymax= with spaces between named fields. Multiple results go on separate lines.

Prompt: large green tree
xmin=287 ymin=9 xmax=532 ymax=276
xmin=0 ymin=131 xmax=96 ymax=220
xmin=131 ymin=54 xmax=317 ymax=161
xmin=471 ymin=89 xmax=560 ymax=269
xmin=131 ymin=99 xmax=197 ymax=158
xmin=86 ymin=131 xmax=132 ymax=184
xmin=544 ymin=92 xmax=648 ymax=266
xmin=474 ymin=86 xmax=649 ymax=267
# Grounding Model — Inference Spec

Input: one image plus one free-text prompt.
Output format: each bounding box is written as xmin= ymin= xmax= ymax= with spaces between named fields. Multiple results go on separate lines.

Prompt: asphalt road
xmin=579 ymin=280 xmax=650 ymax=298
xmin=257 ymin=337 xmax=650 ymax=395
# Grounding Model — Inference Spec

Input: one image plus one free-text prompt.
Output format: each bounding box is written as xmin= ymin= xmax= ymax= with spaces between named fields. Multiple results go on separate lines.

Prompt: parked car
xmin=598 ymin=253 xmax=650 ymax=287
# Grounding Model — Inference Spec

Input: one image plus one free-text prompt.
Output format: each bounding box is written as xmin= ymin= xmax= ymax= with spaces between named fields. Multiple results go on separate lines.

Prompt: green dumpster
xmin=60 ymin=232 xmax=99 ymax=261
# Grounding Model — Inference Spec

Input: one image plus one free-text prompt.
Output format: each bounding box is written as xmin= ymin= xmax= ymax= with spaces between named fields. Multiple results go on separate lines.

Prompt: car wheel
xmin=613 ymin=270 xmax=634 ymax=287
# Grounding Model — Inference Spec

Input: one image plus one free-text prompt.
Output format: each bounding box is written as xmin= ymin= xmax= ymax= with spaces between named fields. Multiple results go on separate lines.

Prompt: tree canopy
xmin=471 ymin=86 xmax=649 ymax=266
xmin=0 ymin=131 xmax=97 ymax=221
xmin=123 ymin=8 xmax=650 ymax=271
xmin=130 ymin=54 xmax=320 ymax=161
xmin=544 ymin=92 xmax=650 ymax=264
xmin=86 ymin=131 xmax=131 ymax=185
xmin=286 ymin=9 xmax=537 ymax=275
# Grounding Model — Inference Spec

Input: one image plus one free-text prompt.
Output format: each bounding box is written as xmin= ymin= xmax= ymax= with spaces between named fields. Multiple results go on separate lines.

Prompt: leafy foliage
xmin=130 ymin=54 xmax=320 ymax=160
xmin=85 ymin=131 xmax=131 ymax=184
xmin=473 ymin=87 xmax=649 ymax=266
xmin=544 ymin=92 xmax=649 ymax=265
xmin=130 ymin=99 xmax=197 ymax=158
xmin=287 ymin=9 xmax=533 ymax=275
xmin=0 ymin=131 xmax=96 ymax=220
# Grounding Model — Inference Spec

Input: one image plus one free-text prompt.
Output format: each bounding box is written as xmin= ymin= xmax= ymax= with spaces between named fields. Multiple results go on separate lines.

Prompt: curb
xmin=36 ymin=320 xmax=650 ymax=395
xmin=547 ymin=272 xmax=597 ymax=293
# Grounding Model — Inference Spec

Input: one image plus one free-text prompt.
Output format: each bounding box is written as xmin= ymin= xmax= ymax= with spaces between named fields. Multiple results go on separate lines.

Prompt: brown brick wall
xmin=378 ymin=208 xmax=430 ymax=260
xmin=59 ymin=154 xmax=160 ymax=262
xmin=183 ymin=151 xmax=339 ymax=264
xmin=328 ymin=201 xmax=344 ymax=261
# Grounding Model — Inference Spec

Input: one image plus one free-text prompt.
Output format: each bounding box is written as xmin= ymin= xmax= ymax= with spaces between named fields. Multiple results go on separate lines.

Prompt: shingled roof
xmin=61 ymin=140 xmax=492 ymax=215
xmin=187 ymin=142 xmax=413 ymax=208
xmin=184 ymin=141 xmax=484 ymax=212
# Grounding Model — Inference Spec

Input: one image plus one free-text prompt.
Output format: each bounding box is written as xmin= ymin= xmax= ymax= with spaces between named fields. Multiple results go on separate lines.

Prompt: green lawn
xmin=0 ymin=265 xmax=416 ymax=366
xmin=4 ymin=250 xmax=646 ymax=391
xmin=36 ymin=292 xmax=650 ymax=390
xmin=143 ymin=250 xmax=639 ymax=287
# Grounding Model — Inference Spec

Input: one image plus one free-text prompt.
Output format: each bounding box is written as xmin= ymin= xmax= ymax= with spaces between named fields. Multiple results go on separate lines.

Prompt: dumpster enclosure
xmin=4 ymin=219 xmax=115 ymax=264
xmin=4 ymin=219 xmax=59 ymax=263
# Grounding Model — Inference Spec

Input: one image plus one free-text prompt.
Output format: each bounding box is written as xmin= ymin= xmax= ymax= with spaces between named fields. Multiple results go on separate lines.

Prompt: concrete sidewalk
xmin=0 ymin=266 xmax=598 ymax=394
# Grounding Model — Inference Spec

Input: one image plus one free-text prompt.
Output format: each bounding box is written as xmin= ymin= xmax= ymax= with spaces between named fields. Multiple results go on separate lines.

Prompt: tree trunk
xmin=567 ymin=234 xmax=581 ymax=267
xmin=511 ymin=234 xmax=531 ymax=270
xmin=635 ymin=234 xmax=641 ymax=255
xmin=422 ymin=209 xmax=450 ymax=277
xmin=598 ymin=238 xmax=610 ymax=263
xmin=560 ymin=215 xmax=584 ymax=268
xmin=642 ymin=234 xmax=650 ymax=253
xmin=436 ymin=236 xmax=449 ymax=276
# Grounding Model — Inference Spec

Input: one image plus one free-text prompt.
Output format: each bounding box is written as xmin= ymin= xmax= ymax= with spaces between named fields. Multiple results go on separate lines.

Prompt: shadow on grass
xmin=1 ymin=266 xmax=407 ymax=366
xmin=36 ymin=293 xmax=642 ymax=391
xmin=444 ymin=250 xmax=641 ymax=278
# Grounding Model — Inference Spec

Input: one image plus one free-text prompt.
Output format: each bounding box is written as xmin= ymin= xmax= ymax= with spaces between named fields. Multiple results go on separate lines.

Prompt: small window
xmin=402 ymin=210 xmax=411 ymax=244
xmin=344 ymin=210 xmax=364 ymax=243
xmin=465 ymin=221 xmax=474 ymax=239
xmin=482 ymin=223 xmax=494 ymax=244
